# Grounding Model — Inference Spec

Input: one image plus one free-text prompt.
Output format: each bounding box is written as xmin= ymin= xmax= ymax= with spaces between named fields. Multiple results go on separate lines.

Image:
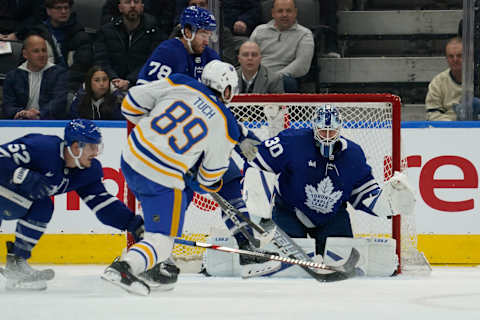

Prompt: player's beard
xmin=125 ymin=11 xmax=139 ymax=22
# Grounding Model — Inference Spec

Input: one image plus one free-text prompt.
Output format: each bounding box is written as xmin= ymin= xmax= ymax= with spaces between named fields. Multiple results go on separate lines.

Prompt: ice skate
xmin=101 ymin=258 xmax=150 ymax=296
xmin=138 ymin=258 xmax=180 ymax=291
xmin=0 ymin=241 xmax=54 ymax=290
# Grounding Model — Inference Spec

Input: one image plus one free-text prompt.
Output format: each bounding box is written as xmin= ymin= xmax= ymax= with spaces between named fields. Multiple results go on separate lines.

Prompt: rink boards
xmin=0 ymin=120 xmax=480 ymax=265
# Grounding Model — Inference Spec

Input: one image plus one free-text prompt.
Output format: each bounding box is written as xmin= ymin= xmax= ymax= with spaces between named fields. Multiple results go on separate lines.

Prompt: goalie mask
xmin=64 ymin=119 xmax=103 ymax=169
xmin=201 ymin=60 xmax=239 ymax=103
xmin=313 ymin=105 xmax=342 ymax=158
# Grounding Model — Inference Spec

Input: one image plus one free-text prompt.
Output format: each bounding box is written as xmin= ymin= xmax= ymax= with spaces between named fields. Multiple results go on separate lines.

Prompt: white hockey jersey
xmin=121 ymin=73 xmax=240 ymax=189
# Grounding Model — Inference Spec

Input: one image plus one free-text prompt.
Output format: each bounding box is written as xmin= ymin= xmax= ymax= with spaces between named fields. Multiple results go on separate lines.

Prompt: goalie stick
xmin=175 ymin=237 xmax=359 ymax=273
xmin=208 ymin=192 xmax=359 ymax=282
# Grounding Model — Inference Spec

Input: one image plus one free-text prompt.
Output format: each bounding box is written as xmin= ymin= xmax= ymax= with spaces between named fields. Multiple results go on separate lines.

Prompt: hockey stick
xmin=209 ymin=192 xmax=359 ymax=281
xmin=175 ymin=237 xmax=359 ymax=273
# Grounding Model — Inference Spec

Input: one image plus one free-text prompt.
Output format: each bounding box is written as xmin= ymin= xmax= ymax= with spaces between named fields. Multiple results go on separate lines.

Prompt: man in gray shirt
xmin=250 ymin=0 xmax=314 ymax=92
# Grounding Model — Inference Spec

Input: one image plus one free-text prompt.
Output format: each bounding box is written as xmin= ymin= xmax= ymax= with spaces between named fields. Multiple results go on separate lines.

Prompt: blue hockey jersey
xmin=0 ymin=134 xmax=135 ymax=230
xmin=137 ymin=38 xmax=220 ymax=84
xmin=249 ymin=128 xmax=380 ymax=226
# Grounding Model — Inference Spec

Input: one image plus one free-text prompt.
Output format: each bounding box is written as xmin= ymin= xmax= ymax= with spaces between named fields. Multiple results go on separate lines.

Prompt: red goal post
xmin=126 ymin=93 xmax=429 ymax=274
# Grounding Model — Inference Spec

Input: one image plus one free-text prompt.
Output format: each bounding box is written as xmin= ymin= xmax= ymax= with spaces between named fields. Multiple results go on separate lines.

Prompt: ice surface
xmin=1 ymin=266 xmax=480 ymax=320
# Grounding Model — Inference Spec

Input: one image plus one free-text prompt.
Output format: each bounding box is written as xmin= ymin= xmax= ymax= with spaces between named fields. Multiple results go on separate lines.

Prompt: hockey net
xmin=126 ymin=93 xmax=430 ymax=274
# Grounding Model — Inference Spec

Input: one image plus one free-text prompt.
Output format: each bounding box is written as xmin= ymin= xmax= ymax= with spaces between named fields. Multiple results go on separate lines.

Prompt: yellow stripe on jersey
xmin=166 ymin=78 xmax=237 ymax=145
xmin=199 ymin=166 xmax=226 ymax=179
xmin=122 ymin=96 xmax=145 ymax=115
xmin=170 ymin=189 xmax=183 ymax=236
xmin=132 ymin=242 xmax=156 ymax=269
xmin=127 ymin=136 xmax=183 ymax=181
xmin=136 ymin=126 xmax=188 ymax=172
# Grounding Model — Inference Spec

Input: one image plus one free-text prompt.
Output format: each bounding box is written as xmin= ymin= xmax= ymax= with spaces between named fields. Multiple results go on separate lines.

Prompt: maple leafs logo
xmin=304 ymin=177 xmax=343 ymax=214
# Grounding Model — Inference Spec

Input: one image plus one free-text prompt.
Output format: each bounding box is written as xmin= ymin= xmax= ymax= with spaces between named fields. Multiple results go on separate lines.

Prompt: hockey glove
xmin=12 ymin=167 xmax=54 ymax=200
xmin=126 ymin=215 xmax=144 ymax=243
xmin=238 ymin=138 xmax=261 ymax=161
xmin=184 ymin=174 xmax=223 ymax=195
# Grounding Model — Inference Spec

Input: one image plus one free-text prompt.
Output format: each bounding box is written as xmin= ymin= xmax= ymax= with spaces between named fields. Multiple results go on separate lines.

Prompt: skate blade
xmin=101 ymin=270 xmax=150 ymax=296
xmin=137 ymin=276 xmax=176 ymax=292
xmin=5 ymin=278 xmax=47 ymax=291
xmin=0 ymin=267 xmax=54 ymax=282
xmin=241 ymin=260 xmax=282 ymax=278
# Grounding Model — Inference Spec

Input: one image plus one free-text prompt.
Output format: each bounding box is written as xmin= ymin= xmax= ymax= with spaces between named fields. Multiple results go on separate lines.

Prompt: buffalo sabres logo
xmin=304 ymin=177 xmax=342 ymax=214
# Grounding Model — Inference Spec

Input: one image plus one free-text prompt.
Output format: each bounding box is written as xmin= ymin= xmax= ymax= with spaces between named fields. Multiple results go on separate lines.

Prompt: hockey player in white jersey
xmin=102 ymin=60 xmax=242 ymax=295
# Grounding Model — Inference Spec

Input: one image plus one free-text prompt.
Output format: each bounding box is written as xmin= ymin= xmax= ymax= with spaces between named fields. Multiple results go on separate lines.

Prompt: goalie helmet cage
xmin=126 ymin=93 xmax=430 ymax=275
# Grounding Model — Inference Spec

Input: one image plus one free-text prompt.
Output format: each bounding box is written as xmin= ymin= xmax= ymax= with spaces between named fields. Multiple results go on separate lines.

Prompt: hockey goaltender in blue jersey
xmin=250 ymin=128 xmax=381 ymax=226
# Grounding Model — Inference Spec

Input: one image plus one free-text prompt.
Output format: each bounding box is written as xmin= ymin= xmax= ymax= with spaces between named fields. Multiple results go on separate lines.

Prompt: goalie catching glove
xmin=363 ymin=171 xmax=416 ymax=218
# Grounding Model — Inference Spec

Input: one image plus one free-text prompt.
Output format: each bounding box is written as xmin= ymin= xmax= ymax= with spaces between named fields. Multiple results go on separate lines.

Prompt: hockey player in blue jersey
xmin=0 ymin=119 xmax=144 ymax=290
xmin=246 ymin=105 xmax=416 ymax=257
xmin=137 ymin=6 xmax=219 ymax=84
xmin=102 ymin=60 xmax=244 ymax=295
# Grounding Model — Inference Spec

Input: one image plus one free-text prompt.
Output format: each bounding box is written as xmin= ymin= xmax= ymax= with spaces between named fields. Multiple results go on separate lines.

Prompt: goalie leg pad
xmin=323 ymin=237 xmax=398 ymax=277
xmin=243 ymin=167 xmax=277 ymax=219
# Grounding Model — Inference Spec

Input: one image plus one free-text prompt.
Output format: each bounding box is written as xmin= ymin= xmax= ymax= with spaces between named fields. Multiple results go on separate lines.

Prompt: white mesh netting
xmin=128 ymin=93 xmax=430 ymax=274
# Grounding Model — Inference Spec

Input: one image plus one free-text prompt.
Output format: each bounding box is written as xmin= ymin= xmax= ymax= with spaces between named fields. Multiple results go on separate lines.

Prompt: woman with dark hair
xmin=69 ymin=66 xmax=125 ymax=120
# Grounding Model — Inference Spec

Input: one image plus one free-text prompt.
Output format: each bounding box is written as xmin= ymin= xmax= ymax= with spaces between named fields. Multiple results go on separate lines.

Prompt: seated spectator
xmin=17 ymin=0 xmax=93 ymax=92
xmin=101 ymin=0 xmax=175 ymax=41
xmin=250 ymin=0 xmax=314 ymax=93
xmin=222 ymin=0 xmax=261 ymax=66
xmin=94 ymin=0 xmax=165 ymax=91
xmin=2 ymin=34 xmax=68 ymax=120
xmin=426 ymin=37 xmax=480 ymax=121
xmin=236 ymin=41 xmax=283 ymax=93
xmin=69 ymin=66 xmax=125 ymax=120
xmin=0 ymin=0 xmax=46 ymax=41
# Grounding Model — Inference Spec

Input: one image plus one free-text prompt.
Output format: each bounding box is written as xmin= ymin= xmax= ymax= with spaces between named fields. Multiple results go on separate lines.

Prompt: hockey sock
xmin=13 ymin=218 xmax=48 ymax=259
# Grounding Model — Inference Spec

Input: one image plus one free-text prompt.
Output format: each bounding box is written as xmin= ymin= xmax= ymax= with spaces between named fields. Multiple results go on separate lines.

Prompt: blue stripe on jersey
xmin=130 ymin=130 xmax=184 ymax=176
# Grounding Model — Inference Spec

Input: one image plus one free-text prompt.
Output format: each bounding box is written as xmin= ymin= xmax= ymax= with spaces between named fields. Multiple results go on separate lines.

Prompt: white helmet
xmin=201 ymin=60 xmax=238 ymax=103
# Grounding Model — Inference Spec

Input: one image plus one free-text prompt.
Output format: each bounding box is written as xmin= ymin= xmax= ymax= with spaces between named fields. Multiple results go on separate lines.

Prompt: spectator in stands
xmin=222 ymin=0 xmax=261 ymax=66
xmin=94 ymin=0 xmax=165 ymax=91
xmin=69 ymin=66 xmax=124 ymax=120
xmin=101 ymin=0 xmax=175 ymax=41
xmin=425 ymin=37 xmax=480 ymax=121
xmin=250 ymin=0 xmax=314 ymax=93
xmin=236 ymin=40 xmax=283 ymax=93
xmin=2 ymin=34 xmax=68 ymax=120
xmin=0 ymin=0 xmax=45 ymax=41
xmin=16 ymin=0 xmax=93 ymax=92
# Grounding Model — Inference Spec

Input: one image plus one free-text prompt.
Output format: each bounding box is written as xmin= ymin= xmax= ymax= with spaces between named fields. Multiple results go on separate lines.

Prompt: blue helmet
xmin=180 ymin=6 xmax=217 ymax=32
xmin=64 ymin=119 xmax=102 ymax=146
xmin=313 ymin=105 xmax=342 ymax=158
